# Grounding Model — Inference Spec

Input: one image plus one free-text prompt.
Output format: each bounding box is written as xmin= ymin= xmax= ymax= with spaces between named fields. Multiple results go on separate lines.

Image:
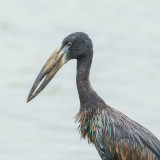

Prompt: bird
xmin=27 ymin=32 xmax=160 ymax=160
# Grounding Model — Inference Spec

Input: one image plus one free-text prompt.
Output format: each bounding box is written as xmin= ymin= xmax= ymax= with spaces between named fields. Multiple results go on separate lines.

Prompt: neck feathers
xmin=76 ymin=56 xmax=92 ymax=106
xmin=76 ymin=56 xmax=105 ymax=109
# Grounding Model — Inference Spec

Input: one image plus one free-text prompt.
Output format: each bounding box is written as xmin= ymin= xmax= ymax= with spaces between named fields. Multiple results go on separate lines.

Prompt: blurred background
xmin=0 ymin=0 xmax=160 ymax=160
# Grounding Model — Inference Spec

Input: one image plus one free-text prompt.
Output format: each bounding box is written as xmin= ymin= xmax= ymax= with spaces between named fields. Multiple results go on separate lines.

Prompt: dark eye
xmin=67 ymin=42 xmax=72 ymax=47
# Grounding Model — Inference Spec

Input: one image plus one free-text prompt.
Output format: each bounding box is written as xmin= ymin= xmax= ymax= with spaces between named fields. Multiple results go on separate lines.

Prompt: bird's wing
xmin=95 ymin=107 xmax=160 ymax=159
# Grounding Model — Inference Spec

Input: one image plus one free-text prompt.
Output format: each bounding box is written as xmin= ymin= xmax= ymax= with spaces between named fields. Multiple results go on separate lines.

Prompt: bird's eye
xmin=67 ymin=42 xmax=72 ymax=47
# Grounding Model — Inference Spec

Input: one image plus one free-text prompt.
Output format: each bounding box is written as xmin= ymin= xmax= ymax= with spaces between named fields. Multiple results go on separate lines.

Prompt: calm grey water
xmin=0 ymin=0 xmax=160 ymax=160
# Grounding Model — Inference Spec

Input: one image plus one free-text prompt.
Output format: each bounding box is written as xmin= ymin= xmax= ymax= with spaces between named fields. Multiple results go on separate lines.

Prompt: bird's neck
xmin=76 ymin=56 xmax=93 ymax=106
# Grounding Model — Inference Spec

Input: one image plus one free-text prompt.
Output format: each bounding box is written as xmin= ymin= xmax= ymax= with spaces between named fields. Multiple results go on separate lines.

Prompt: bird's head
xmin=27 ymin=32 xmax=93 ymax=102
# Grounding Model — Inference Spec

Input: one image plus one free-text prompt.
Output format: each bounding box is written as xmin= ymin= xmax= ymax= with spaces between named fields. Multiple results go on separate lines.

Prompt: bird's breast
xmin=75 ymin=107 xmax=104 ymax=143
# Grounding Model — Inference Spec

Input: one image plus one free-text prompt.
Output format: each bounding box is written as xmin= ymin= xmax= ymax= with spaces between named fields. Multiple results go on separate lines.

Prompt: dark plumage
xmin=27 ymin=32 xmax=160 ymax=160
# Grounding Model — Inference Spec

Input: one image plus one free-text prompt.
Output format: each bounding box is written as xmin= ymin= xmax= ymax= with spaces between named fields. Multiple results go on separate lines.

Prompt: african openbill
xmin=27 ymin=32 xmax=160 ymax=160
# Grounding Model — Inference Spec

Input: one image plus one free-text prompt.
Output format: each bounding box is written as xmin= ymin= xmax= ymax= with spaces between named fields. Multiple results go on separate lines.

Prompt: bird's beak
xmin=27 ymin=46 xmax=68 ymax=103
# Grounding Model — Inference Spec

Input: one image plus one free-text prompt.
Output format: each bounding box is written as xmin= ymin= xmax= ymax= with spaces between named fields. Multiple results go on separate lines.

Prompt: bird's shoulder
xmin=102 ymin=106 xmax=160 ymax=159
